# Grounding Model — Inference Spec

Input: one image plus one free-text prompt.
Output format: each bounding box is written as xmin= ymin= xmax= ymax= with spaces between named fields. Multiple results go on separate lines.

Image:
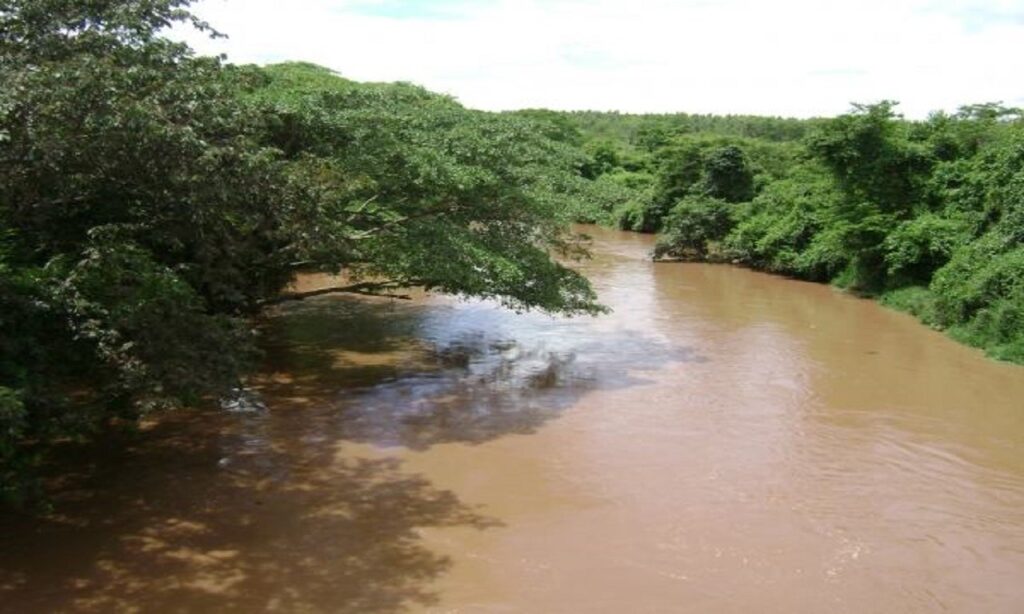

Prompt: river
xmin=2 ymin=226 xmax=1024 ymax=612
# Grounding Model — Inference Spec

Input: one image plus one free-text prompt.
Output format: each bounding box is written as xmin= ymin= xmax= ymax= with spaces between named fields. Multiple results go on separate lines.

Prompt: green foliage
xmin=882 ymin=214 xmax=971 ymax=283
xmin=44 ymin=238 xmax=254 ymax=409
xmin=251 ymin=62 xmax=603 ymax=315
xmin=522 ymin=109 xmax=808 ymax=232
xmin=507 ymin=109 xmax=583 ymax=145
xmin=2 ymin=0 xmax=282 ymax=501
xmin=734 ymin=106 xmax=1024 ymax=360
xmin=930 ymin=238 xmax=1024 ymax=362
xmin=652 ymin=139 xmax=714 ymax=203
xmin=562 ymin=110 xmax=816 ymax=147
xmin=570 ymin=99 xmax=1024 ymax=364
xmin=806 ymin=101 xmax=933 ymax=214
xmin=623 ymin=137 xmax=754 ymax=232
xmin=579 ymin=139 xmax=622 ymax=179
xmin=725 ymin=165 xmax=844 ymax=279
xmin=561 ymin=96 xmax=1024 ymax=364
xmin=701 ymin=145 xmax=755 ymax=203
xmin=931 ymin=236 xmax=1023 ymax=324
xmin=880 ymin=286 xmax=938 ymax=323
xmin=0 ymin=1 xmax=604 ymax=502
xmin=654 ymin=197 xmax=733 ymax=260
xmin=564 ymin=172 xmax=652 ymax=230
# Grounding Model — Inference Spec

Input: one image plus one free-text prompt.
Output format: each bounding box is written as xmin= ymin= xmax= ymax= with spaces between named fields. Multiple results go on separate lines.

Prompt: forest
xmin=2 ymin=0 xmax=1022 ymax=505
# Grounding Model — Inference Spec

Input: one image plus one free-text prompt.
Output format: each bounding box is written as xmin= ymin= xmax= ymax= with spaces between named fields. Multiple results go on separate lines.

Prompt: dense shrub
xmin=654 ymin=197 xmax=733 ymax=260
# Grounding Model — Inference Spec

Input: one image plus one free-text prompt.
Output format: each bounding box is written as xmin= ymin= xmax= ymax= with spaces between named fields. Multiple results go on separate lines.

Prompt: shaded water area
xmin=3 ymin=226 xmax=1024 ymax=612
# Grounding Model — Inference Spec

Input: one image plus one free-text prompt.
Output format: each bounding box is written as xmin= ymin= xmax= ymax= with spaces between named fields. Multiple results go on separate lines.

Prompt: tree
xmin=654 ymin=196 xmax=733 ymax=260
xmin=0 ymin=0 xmax=601 ymax=503
xmin=701 ymin=145 xmax=755 ymax=203
xmin=579 ymin=139 xmax=622 ymax=179
xmin=806 ymin=101 xmax=932 ymax=215
xmin=248 ymin=62 xmax=603 ymax=314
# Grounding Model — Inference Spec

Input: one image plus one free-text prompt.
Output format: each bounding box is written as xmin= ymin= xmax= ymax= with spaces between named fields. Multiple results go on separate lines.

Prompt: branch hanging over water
xmin=264 ymin=281 xmax=414 ymax=305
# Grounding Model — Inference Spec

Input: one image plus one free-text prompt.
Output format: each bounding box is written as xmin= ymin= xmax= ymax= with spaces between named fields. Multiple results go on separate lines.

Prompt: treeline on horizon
xmin=514 ymin=102 xmax=1024 ymax=366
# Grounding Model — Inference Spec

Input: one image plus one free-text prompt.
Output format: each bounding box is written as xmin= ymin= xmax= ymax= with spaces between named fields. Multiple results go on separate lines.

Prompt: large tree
xmin=0 ymin=0 xmax=600 ymax=503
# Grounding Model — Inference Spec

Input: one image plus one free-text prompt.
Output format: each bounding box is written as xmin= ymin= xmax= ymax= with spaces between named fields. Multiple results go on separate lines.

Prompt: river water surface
xmin=3 ymin=226 xmax=1024 ymax=612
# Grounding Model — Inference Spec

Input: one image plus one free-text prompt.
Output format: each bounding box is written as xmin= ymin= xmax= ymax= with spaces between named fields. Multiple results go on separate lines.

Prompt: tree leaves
xmin=0 ymin=1 xmax=603 ymax=502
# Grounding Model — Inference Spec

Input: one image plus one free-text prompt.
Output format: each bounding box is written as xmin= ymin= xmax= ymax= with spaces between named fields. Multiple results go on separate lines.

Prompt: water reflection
xmin=255 ymin=294 xmax=705 ymax=450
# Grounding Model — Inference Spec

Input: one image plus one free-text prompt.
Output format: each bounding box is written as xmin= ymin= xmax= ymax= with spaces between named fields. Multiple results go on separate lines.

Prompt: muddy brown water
xmin=3 ymin=226 xmax=1024 ymax=613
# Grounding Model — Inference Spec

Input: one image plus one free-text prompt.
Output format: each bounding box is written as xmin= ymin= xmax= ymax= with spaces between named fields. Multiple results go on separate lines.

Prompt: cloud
xmin=175 ymin=0 xmax=1024 ymax=118
xmin=342 ymin=0 xmax=491 ymax=20
xmin=920 ymin=0 xmax=1024 ymax=31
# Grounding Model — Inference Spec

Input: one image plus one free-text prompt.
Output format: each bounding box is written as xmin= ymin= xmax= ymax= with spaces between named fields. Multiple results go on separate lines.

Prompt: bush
xmin=931 ymin=237 xmax=1024 ymax=324
xmin=725 ymin=167 xmax=842 ymax=278
xmin=880 ymin=286 xmax=938 ymax=323
xmin=929 ymin=236 xmax=1024 ymax=360
xmin=883 ymin=214 xmax=972 ymax=284
xmin=654 ymin=197 xmax=733 ymax=259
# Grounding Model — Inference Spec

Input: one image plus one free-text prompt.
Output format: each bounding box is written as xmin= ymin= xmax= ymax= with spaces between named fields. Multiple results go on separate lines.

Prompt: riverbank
xmin=561 ymin=103 xmax=1024 ymax=369
xmin=644 ymin=235 xmax=1024 ymax=366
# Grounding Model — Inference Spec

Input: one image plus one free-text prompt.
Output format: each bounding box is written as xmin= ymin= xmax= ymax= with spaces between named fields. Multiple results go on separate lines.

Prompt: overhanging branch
xmin=262 ymin=281 xmax=413 ymax=306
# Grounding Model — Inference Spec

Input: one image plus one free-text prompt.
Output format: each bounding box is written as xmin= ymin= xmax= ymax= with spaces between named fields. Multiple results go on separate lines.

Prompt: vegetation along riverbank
xmin=532 ymin=102 xmax=1024 ymax=365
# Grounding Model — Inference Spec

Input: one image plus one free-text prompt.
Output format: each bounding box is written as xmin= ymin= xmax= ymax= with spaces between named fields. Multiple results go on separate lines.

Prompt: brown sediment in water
xmin=2 ymin=226 xmax=1024 ymax=613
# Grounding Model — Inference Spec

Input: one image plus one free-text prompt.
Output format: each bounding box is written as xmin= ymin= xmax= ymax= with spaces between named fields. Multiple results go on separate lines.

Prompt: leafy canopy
xmin=0 ymin=0 xmax=601 ymax=503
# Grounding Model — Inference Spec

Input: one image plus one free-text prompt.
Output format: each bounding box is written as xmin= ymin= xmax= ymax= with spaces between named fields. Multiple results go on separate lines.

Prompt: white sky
xmin=175 ymin=0 xmax=1024 ymax=118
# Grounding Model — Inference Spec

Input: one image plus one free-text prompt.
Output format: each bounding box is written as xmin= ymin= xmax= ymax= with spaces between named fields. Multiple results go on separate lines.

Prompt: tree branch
xmin=262 ymin=281 xmax=413 ymax=306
